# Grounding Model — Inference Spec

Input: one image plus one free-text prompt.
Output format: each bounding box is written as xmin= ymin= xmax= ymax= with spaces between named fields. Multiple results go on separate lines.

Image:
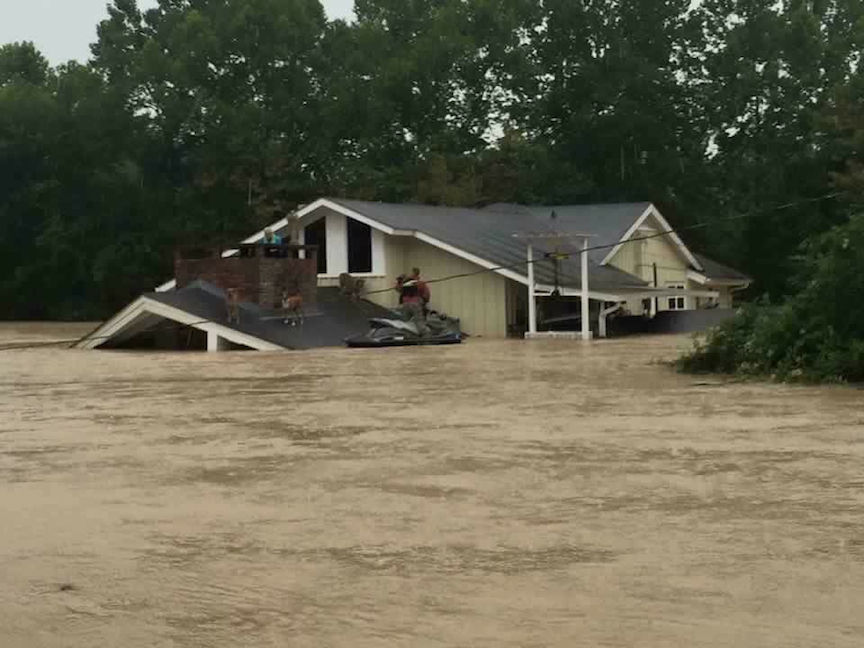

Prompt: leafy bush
xmin=677 ymin=214 xmax=864 ymax=383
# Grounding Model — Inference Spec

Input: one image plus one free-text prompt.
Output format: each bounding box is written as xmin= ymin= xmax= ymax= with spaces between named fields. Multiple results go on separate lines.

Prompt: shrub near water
xmin=678 ymin=214 xmax=864 ymax=383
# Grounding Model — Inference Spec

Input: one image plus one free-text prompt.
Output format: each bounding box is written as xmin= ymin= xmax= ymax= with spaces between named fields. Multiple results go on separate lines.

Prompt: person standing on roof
xmin=410 ymin=267 xmax=431 ymax=314
xmin=398 ymin=276 xmax=429 ymax=336
xmin=394 ymin=274 xmax=407 ymax=305
xmin=261 ymin=228 xmax=282 ymax=245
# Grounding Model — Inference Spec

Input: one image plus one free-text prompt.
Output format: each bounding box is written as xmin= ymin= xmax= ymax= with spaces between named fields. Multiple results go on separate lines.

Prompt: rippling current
xmin=2 ymin=322 xmax=863 ymax=647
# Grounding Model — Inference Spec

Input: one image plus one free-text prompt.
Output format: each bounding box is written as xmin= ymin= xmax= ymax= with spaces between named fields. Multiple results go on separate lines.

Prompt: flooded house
xmin=77 ymin=199 xmax=751 ymax=351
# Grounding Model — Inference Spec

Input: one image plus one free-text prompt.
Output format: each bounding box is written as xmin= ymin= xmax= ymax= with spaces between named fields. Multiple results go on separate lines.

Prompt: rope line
xmin=358 ymin=191 xmax=845 ymax=297
xmin=2 ymin=191 xmax=845 ymax=352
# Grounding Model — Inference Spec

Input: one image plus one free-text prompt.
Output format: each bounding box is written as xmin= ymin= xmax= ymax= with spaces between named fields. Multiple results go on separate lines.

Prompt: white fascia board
xmin=602 ymin=204 xmax=703 ymax=272
xmin=601 ymin=204 xmax=653 ymax=267
xmin=412 ymin=232 xmax=529 ymax=286
xmin=156 ymin=279 xmax=177 ymax=292
xmin=76 ymin=297 xmax=284 ymax=351
xmin=647 ymin=204 xmax=703 ymax=271
xmin=296 ymin=198 xmax=397 ymax=235
xmin=75 ymin=296 xmax=152 ymax=349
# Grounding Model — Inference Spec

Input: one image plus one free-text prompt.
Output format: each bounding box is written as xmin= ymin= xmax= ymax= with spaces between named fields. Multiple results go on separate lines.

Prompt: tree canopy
xmin=1 ymin=0 xmax=862 ymax=319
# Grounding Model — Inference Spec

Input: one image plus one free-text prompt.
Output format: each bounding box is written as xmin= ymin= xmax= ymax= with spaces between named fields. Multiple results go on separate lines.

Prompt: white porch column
xmin=527 ymin=243 xmax=537 ymax=335
xmin=598 ymin=303 xmax=622 ymax=339
xmin=207 ymin=329 xmax=231 ymax=352
xmin=296 ymin=223 xmax=306 ymax=259
xmin=581 ymin=237 xmax=590 ymax=341
xmin=326 ymin=212 xmax=348 ymax=275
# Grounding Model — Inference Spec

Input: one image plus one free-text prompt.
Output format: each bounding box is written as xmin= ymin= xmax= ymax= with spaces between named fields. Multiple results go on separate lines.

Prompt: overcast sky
xmin=0 ymin=0 xmax=356 ymax=65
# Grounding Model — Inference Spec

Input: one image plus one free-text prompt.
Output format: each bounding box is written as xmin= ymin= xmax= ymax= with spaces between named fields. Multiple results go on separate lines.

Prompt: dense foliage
xmin=678 ymin=73 xmax=864 ymax=383
xmin=677 ymin=213 xmax=864 ymax=383
xmin=1 ymin=0 xmax=863 ymax=319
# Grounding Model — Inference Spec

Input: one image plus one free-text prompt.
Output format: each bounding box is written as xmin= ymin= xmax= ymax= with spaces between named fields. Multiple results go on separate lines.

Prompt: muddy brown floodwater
xmin=2 ymin=322 xmax=864 ymax=647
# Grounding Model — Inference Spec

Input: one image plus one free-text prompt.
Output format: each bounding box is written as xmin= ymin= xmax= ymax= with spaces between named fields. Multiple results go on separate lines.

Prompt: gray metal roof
xmin=693 ymin=253 xmax=752 ymax=283
xmin=330 ymin=198 xmax=648 ymax=292
xmin=148 ymin=283 xmax=392 ymax=350
xmin=484 ymin=202 xmax=652 ymax=265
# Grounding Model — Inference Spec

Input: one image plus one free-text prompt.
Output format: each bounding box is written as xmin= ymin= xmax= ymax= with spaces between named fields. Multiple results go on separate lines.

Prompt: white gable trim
xmin=299 ymin=200 xmax=531 ymax=285
xmin=296 ymin=198 xmax=398 ymax=235
xmin=76 ymin=296 xmax=284 ymax=351
xmin=76 ymin=295 xmax=151 ymax=347
xmin=156 ymin=279 xmax=177 ymax=292
xmin=602 ymin=204 xmax=703 ymax=271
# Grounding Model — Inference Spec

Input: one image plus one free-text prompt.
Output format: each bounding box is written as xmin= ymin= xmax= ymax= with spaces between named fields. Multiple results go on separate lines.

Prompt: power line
xmin=582 ymin=191 xmax=847 ymax=257
xmin=360 ymin=190 xmax=846 ymax=297
xmin=0 ymin=319 xmax=216 ymax=352
xmin=3 ymin=190 xmax=845 ymax=353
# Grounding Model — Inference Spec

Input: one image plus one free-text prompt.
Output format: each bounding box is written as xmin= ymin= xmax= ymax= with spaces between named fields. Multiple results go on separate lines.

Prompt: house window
xmin=667 ymin=283 xmax=686 ymax=310
xmin=347 ymin=218 xmax=373 ymax=274
xmin=304 ymin=219 xmax=327 ymax=274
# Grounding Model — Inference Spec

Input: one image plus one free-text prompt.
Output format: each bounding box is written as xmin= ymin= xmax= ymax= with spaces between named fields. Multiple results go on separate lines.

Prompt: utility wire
xmin=359 ymin=190 xmax=846 ymax=297
xmin=0 ymin=319 xmax=216 ymax=352
xmin=2 ymin=191 xmax=845 ymax=353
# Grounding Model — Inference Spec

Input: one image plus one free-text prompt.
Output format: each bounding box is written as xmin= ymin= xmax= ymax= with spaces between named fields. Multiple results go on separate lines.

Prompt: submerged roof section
xmin=78 ymin=282 xmax=392 ymax=351
xmin=328 ymin=198 xmax=648 ymax=292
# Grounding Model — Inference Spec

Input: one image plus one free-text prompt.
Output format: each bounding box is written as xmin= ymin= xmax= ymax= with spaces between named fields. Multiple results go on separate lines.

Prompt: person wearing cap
xmin=398 ymin=276 xmax=429 ymax=336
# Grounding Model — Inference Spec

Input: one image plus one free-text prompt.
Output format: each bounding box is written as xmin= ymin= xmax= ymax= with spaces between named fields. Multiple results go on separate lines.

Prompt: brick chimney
xmin=174 ymin=244 xmax=318 ymax=309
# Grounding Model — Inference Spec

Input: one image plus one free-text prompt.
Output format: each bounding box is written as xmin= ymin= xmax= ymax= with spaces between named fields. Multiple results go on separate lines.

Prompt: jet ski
xmin=345 ymin=310 xmax=463 ymax=348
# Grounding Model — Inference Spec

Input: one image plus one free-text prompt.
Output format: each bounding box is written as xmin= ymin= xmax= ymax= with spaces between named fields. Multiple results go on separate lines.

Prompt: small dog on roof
xmin=282 ymin=290 xmax=304 ymax=326
xmin=226 ymin=288 xmax=240 ymax=325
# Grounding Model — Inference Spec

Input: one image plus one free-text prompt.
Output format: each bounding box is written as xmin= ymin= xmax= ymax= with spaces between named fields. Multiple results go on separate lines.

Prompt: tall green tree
xmin=696 ymin=0 xmax=864 ymax=296
xmin=92 ymin=0 xmax=330 ymax=236
xmin=516 ymin=0 xmax=708 ymax=207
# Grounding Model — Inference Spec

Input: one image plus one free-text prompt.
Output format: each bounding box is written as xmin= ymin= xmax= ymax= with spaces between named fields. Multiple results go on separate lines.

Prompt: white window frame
xmin=666 ymin=283 xmax=687 ymax=311
xmin=297 ymin=210 xmax=387 ymax=278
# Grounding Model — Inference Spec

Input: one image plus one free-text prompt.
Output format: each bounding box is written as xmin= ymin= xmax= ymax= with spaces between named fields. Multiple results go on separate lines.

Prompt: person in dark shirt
xmin=394 ymin=274 xmax=407 ymax=305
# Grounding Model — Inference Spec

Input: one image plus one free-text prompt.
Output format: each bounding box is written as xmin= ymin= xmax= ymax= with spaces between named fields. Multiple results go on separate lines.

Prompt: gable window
xmin=667 ymin=283 xmax=686 ymax=310
xmin=304 ymin=218 xmax=327 ymax=274
xmin=347 ymin=218 xmax=373 ymax=274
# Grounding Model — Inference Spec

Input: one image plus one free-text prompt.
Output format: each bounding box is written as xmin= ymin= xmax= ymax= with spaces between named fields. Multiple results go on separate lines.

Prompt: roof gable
xmin=326 ymin=198 xmax=648 ymax=291
xmin=601 ymin=204 xmax=703 ymax=272
xmin=484 ymin=202 xmax=652 ymax=265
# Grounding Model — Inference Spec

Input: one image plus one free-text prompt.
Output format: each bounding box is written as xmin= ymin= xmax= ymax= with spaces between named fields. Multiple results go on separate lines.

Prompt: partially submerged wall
xmin=402 ymin=239 xmax=508 ymax=338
